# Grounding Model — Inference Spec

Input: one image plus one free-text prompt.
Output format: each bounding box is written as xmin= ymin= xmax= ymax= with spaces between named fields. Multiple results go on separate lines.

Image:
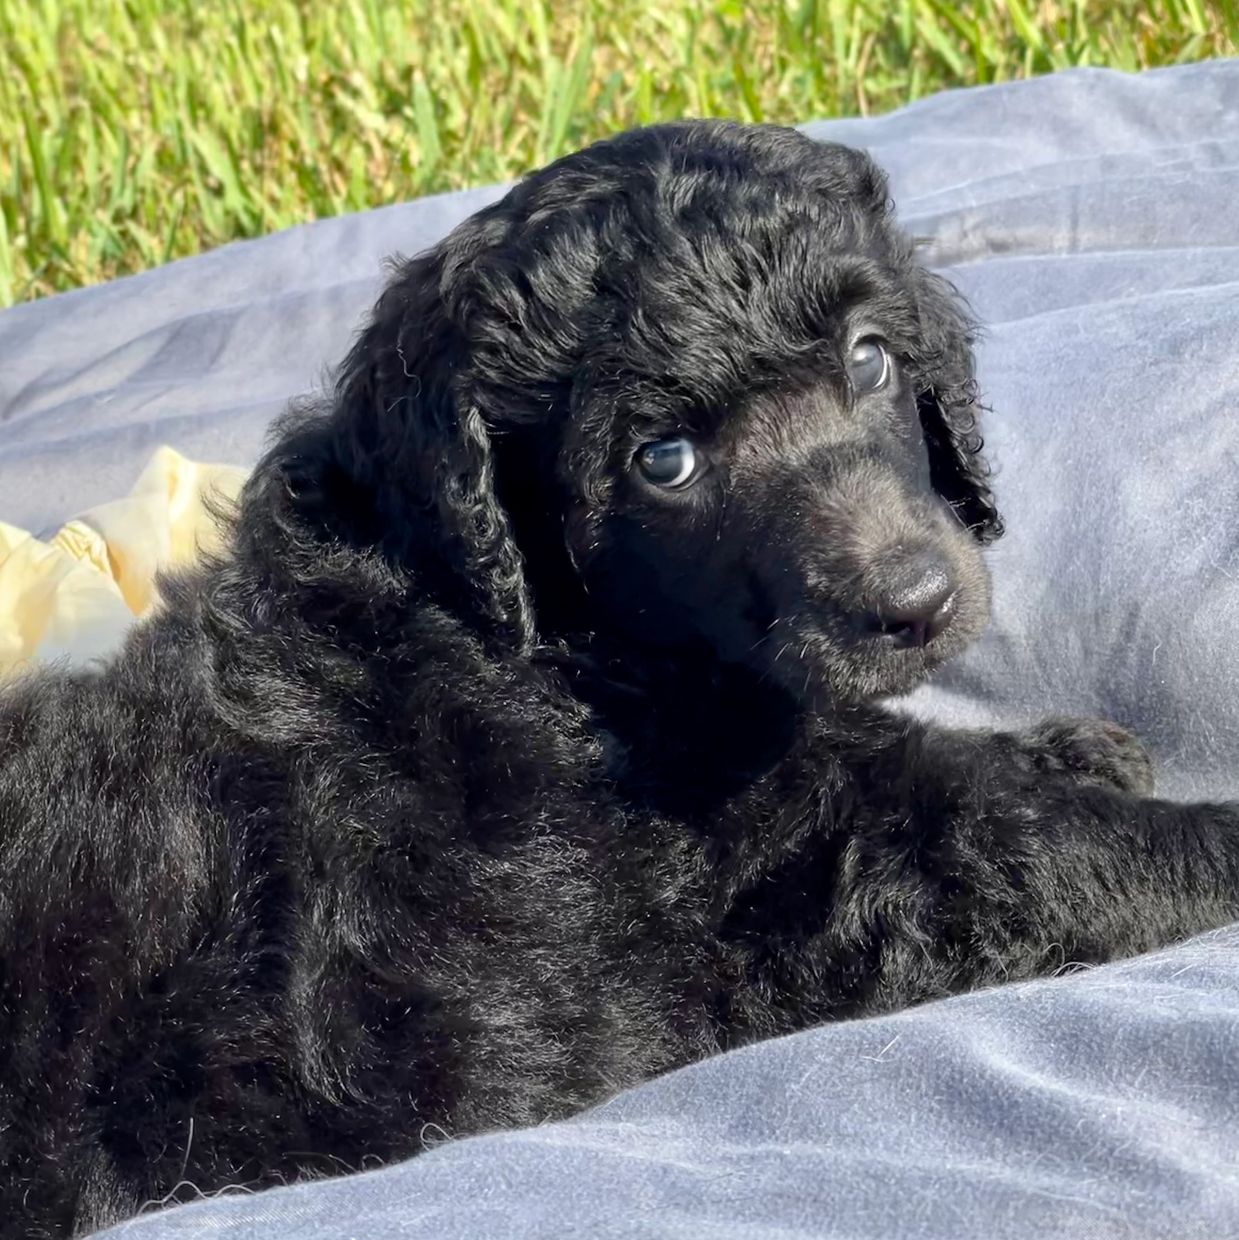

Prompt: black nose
xmin=869 ymin=552 xmax=957 ymax=649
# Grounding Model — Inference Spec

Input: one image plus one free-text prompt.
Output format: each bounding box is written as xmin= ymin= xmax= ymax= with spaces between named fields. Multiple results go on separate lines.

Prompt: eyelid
xmin=849 ymin=328 xmax=887 ymax=348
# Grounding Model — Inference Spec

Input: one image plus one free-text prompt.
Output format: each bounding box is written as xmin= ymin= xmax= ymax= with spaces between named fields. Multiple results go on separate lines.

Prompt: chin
xmin=764 ymin=642 xmax=935 ymax=707
xmin=761 ymin=604 xmax=990 ymax=708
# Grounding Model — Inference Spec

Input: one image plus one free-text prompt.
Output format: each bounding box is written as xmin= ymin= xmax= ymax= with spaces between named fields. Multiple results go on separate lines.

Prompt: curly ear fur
xmin=322 ymin=243 xmax=537 ymax=652
xmin=812 ymin=143 xmax=1001 ymax=545
xmin=909 ymin=264 xmax=1004 ymax=543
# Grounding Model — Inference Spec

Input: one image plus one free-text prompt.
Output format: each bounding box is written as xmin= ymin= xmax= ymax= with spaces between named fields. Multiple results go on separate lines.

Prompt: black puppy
xmin=2 ymin=121 xmax=1236 ymax=1238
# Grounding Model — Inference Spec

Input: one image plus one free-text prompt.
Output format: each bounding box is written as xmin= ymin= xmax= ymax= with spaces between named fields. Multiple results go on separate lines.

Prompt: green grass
xmin=1 ymin=0 xmax=1236 ymax=306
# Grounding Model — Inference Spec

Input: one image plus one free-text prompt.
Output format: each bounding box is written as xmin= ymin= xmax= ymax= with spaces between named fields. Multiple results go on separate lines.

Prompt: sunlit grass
xmin=1 ymin=0 xmax=1235 ymax=305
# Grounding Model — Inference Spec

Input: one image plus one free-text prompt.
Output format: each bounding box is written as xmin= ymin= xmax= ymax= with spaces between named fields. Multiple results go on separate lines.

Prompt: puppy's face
xmin=557 ymin=333 xmax=991 ymax=704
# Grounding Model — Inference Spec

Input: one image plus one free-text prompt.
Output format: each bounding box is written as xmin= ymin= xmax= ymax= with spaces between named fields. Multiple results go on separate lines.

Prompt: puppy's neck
xmin=539 ymin=634 xmax=803 ymax=810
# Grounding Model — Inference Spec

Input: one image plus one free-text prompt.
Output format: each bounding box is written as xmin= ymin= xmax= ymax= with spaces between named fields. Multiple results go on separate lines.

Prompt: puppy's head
xmin=315 ymin=121 xmax=998 ymax=705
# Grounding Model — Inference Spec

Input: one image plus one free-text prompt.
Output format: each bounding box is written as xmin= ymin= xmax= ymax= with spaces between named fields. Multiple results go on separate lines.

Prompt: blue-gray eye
xmin=636 ymin=436 xmax=698 ymax=488
xmin=848 ymin=339 xmax=891 ymax=393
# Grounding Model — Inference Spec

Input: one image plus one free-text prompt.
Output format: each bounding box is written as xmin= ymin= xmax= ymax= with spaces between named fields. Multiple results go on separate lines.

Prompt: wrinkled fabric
xmin=97 ymin=925 xmax=1239 ymax=1240
xmin=0 ymin=57 xmax=1236 ymax=1240
xmin=0 ymin=447 xmax=245 ymax=677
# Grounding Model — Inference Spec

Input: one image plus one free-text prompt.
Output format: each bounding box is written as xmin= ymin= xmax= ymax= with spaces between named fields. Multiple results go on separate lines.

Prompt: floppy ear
xmin=322 ymin=245 xmax=537 ymax=652
xmin=909 ymin=267 xmax=1004 ymax=544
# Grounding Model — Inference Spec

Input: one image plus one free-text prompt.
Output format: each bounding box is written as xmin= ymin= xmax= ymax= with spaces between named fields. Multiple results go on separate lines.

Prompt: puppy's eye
xmin=635 ymin=437 xmax=699 ymax=488
xmin=847 ymin=339 xmax=891 ymax=393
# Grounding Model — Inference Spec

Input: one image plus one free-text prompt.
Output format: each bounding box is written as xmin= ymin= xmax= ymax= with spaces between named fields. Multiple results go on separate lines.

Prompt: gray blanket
xmin=1 ymin=57 xmax=1236 ymax=1240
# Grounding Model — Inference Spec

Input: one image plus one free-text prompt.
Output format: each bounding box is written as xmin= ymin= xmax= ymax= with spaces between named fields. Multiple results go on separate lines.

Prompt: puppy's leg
xmin=714 ymin=716 xmax=1239 ymax=1027
xmin=1004 ymin=716 xmax=1156 ymax=797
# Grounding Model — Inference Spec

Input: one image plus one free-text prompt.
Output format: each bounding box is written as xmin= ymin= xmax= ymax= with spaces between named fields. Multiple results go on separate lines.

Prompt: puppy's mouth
xmin=760 ymin=620 xmax=946 ymax=704
xmin=753 ymin=574 xmax=989 ymax=705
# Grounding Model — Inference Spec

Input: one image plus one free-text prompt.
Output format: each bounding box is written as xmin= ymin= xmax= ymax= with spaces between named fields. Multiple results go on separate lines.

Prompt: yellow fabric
xmin=0 ymin=447 xmax=248 ymax=679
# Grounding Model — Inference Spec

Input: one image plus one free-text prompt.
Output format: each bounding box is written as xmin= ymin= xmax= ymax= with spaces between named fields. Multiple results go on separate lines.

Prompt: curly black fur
xmin=2 ymin=121 xmax=1237 ymax=1237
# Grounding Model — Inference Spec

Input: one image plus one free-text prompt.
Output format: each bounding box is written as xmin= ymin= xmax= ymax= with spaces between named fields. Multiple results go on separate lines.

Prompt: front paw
xmin=1022 ymin=716 xmax=1156 ymax=797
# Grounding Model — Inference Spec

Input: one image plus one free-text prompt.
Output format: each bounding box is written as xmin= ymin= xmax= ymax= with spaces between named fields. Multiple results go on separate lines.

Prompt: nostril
xmin=878 ymin=591 xmax=956 ymax=647
xmin=868 ymin=553 xmax=958 ymax=648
